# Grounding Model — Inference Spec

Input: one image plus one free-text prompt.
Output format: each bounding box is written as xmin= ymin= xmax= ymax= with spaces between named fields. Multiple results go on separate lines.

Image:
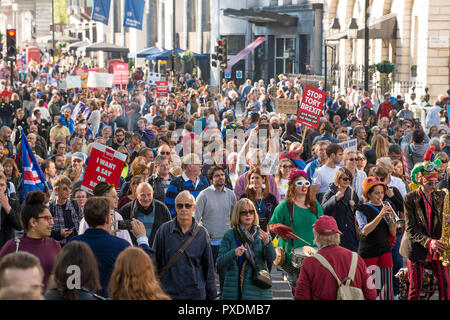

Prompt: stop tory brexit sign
xmin=81 ymin=142 xmax=127 ymax=194
xmin=296 ymin=85 xmax=326 ymax=130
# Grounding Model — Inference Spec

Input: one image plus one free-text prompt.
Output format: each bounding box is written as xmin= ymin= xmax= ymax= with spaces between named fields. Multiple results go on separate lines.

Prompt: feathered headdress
xmin=410 ymin=145 xmax=441 ymax=184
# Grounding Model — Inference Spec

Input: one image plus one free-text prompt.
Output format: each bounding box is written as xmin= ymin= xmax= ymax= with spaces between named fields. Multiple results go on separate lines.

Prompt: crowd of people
xmin=0 ymin=48 xmax=448 ymax=301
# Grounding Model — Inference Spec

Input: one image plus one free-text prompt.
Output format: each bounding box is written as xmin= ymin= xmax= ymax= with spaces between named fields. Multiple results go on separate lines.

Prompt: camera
xmin=117 ymin=220 xmax=133 ymax=230
xmin=413 ymin=118 xmax=421 ymax=127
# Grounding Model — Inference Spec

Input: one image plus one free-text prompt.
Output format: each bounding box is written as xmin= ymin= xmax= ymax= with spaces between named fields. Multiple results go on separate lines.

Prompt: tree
xmin=54 ymin=0 xmax=69 ymax=25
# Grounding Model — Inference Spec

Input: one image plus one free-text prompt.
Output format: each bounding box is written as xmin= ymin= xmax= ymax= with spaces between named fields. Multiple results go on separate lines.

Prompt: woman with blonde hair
xmin=108 ymin=247 xmax=170 ymax=300
xmin=274 ymin=158 xmax=295 ymax=200
xmin=217 ymin=198 xmax=275 ymax=300
xmin=364 ymin=134 xmax=389 ymax=165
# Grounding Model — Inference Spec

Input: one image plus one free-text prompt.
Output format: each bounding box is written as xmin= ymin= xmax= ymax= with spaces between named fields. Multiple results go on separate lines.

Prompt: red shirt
xmin=376 ymin=102 xmax=393 ymax=119
xmin=295 ymin=245 xmax=377 ymax=300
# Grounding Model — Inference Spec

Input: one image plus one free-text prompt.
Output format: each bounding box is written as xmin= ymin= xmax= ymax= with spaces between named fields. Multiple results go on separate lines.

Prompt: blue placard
xmin=123 ymin=0 xmax=146 ymax=30
xmin=224 ymin=72 xmax=231 ymax=79
xmin=236 ymin=70 xmax=243 ymax=79
xmin=91 ymin=0 xmax=111 ymax=25
xmin=447 ymin=105 xmax=450 ymax=125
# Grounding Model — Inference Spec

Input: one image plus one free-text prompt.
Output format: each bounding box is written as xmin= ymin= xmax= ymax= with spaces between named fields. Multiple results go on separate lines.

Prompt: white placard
xmin=338 ymin=138 xmax=357 ymax=151
xmin=87 ymin=72 xmax=115 ymax=88
xmin=65 ymin=76 xmax=82 ymax=89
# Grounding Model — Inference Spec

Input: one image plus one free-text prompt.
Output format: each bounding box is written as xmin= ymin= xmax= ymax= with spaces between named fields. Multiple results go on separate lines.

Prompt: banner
xmin=87 ymin=72 xmax=115 ymax=88
xmin=296 ymin=85 xmax=326 ymax=130
xmin=147 ymin=72 xmax=162 ymax=85
xmin=91 ymin=0 xmax=111 ymax=25
xmin=123 ymin=0 xmax=146 ymax=30
xmin=112 ymin=63 xmax=129 ymax=85
xmin=275 ymin=99 xmax=298 ymax=115
xmin=338 ymin=138 xmax=357 ymax=151
xmin=65 ymin=76 xmax=82 ymax=89
xmin=224 ymin=37 xmax=265 ymax=73
xmin=81 ymin=142 xmax=127 ymax=194
xmin=21 ymin=129 xmax=50 ymax=201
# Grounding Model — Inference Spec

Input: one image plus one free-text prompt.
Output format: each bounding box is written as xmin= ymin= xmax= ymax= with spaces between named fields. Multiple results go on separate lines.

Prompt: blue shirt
xmin=304 ymin=158 xmax=323 ymax=182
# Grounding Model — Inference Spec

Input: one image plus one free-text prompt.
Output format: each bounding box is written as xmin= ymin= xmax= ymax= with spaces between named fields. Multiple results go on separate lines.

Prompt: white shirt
xmin=312 ymin=165 xmax=340 ymax=194
xmin=351 ymin=169 xmax=367 ymax=200
xmin=425 ymin=105 xmax=442 ymax=128
xmin=388 ymin=175 xmax=407 ymax=198
xmin=278 ymin=178 xmax=289 ymax=200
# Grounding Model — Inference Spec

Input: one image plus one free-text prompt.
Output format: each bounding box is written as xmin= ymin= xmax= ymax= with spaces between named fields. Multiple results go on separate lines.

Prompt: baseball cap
xmin=313 ymin=215 xmax=343 ymax=236
xmin=72 ymin=152 xmax=85 ymax=162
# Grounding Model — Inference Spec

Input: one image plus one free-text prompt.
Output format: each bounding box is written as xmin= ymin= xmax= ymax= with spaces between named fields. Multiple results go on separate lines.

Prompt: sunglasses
xmin=160 ymin=152 xmax=171 ymax=155
xmin=36 ymin=215 xmax=54 ymax=222
xmin=176 ymin=203 xmax=193 ymax=209
xmin=341 ymin=177 xmax=351 ymax=182
xmin=295 ymin=180 xmax=311 ymax=187
xmin=356 ymin=157 xmax=366 ymax=161
xmin=442 ymin=159 xmax=449 ymax=163
xmin=347 ymin=158 xmax=356 ymax=161
xmin=425 ymin=180 xmax=439 ymax=186
xmin=282 ymin=165 xmax=293 ymax=169
xmin=240 ymin=209 xmax=255 ymax=216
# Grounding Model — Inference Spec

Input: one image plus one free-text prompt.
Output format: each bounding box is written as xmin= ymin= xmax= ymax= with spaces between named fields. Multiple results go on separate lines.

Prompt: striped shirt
xmin=164 ymin=172 xmax=209 ymax=216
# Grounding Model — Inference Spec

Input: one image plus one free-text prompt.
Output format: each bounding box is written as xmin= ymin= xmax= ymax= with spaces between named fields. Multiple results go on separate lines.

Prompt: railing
xmin=285 ymin=73 xmax=325 ymax=89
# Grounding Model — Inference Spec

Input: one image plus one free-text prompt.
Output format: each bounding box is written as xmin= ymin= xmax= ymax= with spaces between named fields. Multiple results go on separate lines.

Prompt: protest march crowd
xmin=0 ymin=48 xmax=448 ymax=301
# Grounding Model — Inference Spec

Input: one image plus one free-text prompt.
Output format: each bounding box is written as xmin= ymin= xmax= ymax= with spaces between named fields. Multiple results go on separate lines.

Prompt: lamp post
xmin=364 ymin=0 xmax=369 ymax=92
xmin=52 ymin=0 xmax=55 ymax=60
xmin=324 ymin=18 xmax=341 ymax=93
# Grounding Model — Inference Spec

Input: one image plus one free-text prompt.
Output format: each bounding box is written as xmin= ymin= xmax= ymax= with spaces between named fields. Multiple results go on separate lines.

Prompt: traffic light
xmin=211 ymin=45 xmax=219 ymax=68
xmin=6 ymin=29 xmax=16 ymax=61
xmin=217 ymin=38 xmax=227 ymax=70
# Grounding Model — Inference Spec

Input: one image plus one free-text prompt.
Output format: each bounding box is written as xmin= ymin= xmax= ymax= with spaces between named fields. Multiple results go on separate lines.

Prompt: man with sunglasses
xmin=153 ymin=191 xmax=217 ymax=300
xmin=400 ymin=160 xmax=450 ymax=300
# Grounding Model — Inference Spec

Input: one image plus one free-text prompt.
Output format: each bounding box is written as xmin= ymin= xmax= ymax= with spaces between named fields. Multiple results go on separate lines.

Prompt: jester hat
xmin=410 ymin=145 xmax=441 ymax=185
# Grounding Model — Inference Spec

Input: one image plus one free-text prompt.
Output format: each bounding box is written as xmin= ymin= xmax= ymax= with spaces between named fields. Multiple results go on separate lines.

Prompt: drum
xmin=292 ymin=246 xmax=317 ymax=268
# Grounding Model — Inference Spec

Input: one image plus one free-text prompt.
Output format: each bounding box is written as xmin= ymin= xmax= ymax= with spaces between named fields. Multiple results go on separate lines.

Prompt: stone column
xmin=311 ymin=3 xmax=323 ymax=75
xmin=197 ymin=0 xmax=203 ymax=53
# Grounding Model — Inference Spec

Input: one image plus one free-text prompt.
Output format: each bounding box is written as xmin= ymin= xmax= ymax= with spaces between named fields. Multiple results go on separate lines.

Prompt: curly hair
xmin=285 ymin=175 xmax=318 ymax=215
xmin=108 ymin=247 xmax=171 ymax=300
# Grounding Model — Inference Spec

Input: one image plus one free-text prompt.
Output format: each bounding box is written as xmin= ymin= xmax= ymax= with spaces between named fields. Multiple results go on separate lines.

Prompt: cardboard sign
xmin=87 ymin=72 xmax=115 ymax=88
xmin=65 ymin=76 xmax=82 ymax=89
xmin=296 ymin=85 xmax=326 ymax=130
xmin=275 ymin=99 xmax=298 ymax=115
xmin=113 ymin=62 xmax=129 ymax=85
xmin=338 ymin=138 xmax=357 ymax=151
xmin=156 ymin=80 xmax=169 ymax=98
xmin=81 ymin=142 xmax=127 ymax=194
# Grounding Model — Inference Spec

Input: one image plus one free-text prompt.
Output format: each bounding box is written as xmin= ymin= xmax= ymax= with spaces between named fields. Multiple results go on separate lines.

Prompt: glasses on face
xmin=36 ymin=215 xmax=54 ymax=222
xmin=441 ymin=159 xmax=449 ymax=164
xmin=295 ymin=180 xmax=311 ymax=188
xmin=282 ymin=165 xmax=293 ymax=169
xmin=160 ymin=151 xmax=171 ymax=155
xmin=240 ymin=209 xmax=255 ymax=216
xmin=176 ymin=203 xmax=193 ymax=209
xmin=356 ymin=157 xmax=366 ymax=161
xmin=74 ymin=195 xmax=87 ymax=199
xmin=426 ymin=180 xmax=439 ymax=186
xmin=347 ymin=158 xmax=356 ymax=162
xmin=341 ymin=177 xmax=351 ymax=182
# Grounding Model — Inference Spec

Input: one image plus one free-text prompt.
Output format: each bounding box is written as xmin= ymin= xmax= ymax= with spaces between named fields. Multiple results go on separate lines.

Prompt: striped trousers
xmin=407 ymin=259 xmax=450 ymax=300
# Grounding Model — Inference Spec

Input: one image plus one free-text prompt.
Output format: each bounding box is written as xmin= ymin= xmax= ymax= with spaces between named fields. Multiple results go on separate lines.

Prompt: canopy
xmin=77 ymin=41 xmax=130 ymax=54
xmin=145 ymin=48 xmax=208 ymax=61
xmin=68 ymin=41 xmax=90 ymax=51
xmin=128 ymin=45 xmax=166 ymax=59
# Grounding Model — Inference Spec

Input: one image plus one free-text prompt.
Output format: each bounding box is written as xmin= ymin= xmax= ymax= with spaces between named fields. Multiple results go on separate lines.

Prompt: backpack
xmin=313 ymin=252 xmax=365 ymax=300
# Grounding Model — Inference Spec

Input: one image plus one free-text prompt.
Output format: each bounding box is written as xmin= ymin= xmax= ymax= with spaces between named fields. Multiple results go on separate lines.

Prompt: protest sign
xmin=156 ymin=80 xmax=169 ymax=98
xmin=338 ymin=138 xmax=357 ymax=151
xmin=113 ymin=63 xmax=129 ymax=85
xmin=87 ymin=72 xmax=115 ymax=88
xmin=65 ymin=76 xmax=82 ymax=89
xmin=296 ymin=85 xmax=326 ymax=130
xmin=81 ymin=142 xmax=127 ymax=194
xmin=275 ymin=99 xmax=298 ymax=115
xmin=401 ymin=151 xmax=411 ymax=184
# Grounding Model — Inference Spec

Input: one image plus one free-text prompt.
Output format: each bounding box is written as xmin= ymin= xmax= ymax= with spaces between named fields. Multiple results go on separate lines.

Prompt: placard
xmin=296 ymin=84 xmax=326 ymax=130
xmin=275 ymin=99 xmax=298 ymax=115
xmin=87 ymin=71 xmax=115 ymax=88
xmin=401 ymin=151 xmax=411 ymax=184
xmin=81 ymin=142 xmax=127 ymax=194
xmin=156 ymin=80 xmax=169 ymax=98
xmin=112 ymin=62 xmax=129 ymax=85
xmin=338 ymin=138 xmax=357 ymax=151
xmin=65 ymin=76 xmax=82 ymax=89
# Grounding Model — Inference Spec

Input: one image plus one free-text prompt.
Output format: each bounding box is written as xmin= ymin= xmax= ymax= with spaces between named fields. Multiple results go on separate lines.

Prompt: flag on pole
xmin=21 ymin=129 xmax=50 ymax=201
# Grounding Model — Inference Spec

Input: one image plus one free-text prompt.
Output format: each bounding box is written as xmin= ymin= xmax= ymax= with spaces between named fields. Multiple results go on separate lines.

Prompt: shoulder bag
xmin=158 ymin=225 xmax=201 ymax=278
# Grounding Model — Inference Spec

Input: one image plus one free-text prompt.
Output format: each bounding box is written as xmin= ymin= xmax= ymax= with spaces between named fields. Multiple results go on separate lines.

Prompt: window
xmin=222 ymin=35 xmax=245 ymax=55
xmin=275 ymin=37 xmax=296 ymax=75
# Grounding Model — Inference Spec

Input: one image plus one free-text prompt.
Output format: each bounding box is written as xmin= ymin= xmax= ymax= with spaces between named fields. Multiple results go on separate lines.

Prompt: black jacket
xmin=44 ymin=288 xmax=107 ymax=300
xmin=118 ymin=199 xmax=171 ymax=246
xmin=321 ymin=183 xmax=360 ymax=252
xmin=148 ymin=173 xmax=176 ymax=203
xmin=0 ymin=197 xmax=22 ymax=248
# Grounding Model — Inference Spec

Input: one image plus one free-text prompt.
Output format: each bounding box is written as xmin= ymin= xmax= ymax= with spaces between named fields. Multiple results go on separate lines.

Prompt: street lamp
xmin=347 ymin=18 xmax=359 ymax=39
xmin=324 ymin=18 xmax=341 ymax=93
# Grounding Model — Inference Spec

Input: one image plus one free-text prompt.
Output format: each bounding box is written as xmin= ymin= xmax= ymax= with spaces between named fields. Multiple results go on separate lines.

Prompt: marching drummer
xmin=295 ymin=215 xmax=376 ymax=300
xmin=268 ymin=170 xmax=323 ymax=297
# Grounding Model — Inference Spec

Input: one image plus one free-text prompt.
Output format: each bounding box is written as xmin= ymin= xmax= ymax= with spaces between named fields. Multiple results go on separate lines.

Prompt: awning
xmin=223 ymin=8 xmax=297 ymax=27
xmin=68 ymin=41 xmax=90 ymax=51
xmin=77 ymin=41 xmax=130 ymax=54
xmin=325 ymin=13 xmax=397 ymax=41
xmin=145 ymin=48 xmax=209 ymax=61
xmin=128 ymin=45 xmax=166 ymax=59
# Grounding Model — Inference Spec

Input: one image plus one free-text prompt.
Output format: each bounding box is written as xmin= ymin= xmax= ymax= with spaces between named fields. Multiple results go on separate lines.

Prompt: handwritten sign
xmin=156 ymin=80 xmax=169 ymax=98
xmin=275 ymin=99 xmax=298 ymax=115
xmin=338 ymin=138 xmax=357 ymax=151
xmin=87 ymin=72 xmax=115 ymax=88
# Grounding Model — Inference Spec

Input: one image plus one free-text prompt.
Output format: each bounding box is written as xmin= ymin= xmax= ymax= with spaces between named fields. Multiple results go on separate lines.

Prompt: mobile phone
xmin=67 ymin=227 xmax=76 ymax=231
xmin=118 ymin=220 xmax=133 ymax=230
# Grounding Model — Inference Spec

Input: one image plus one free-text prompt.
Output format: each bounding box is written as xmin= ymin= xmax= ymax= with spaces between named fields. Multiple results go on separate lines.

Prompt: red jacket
xmin=376 ymin=102 xmax=393 ymax=119
xmin=295 ymin=245 xmax=377 ymax=300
